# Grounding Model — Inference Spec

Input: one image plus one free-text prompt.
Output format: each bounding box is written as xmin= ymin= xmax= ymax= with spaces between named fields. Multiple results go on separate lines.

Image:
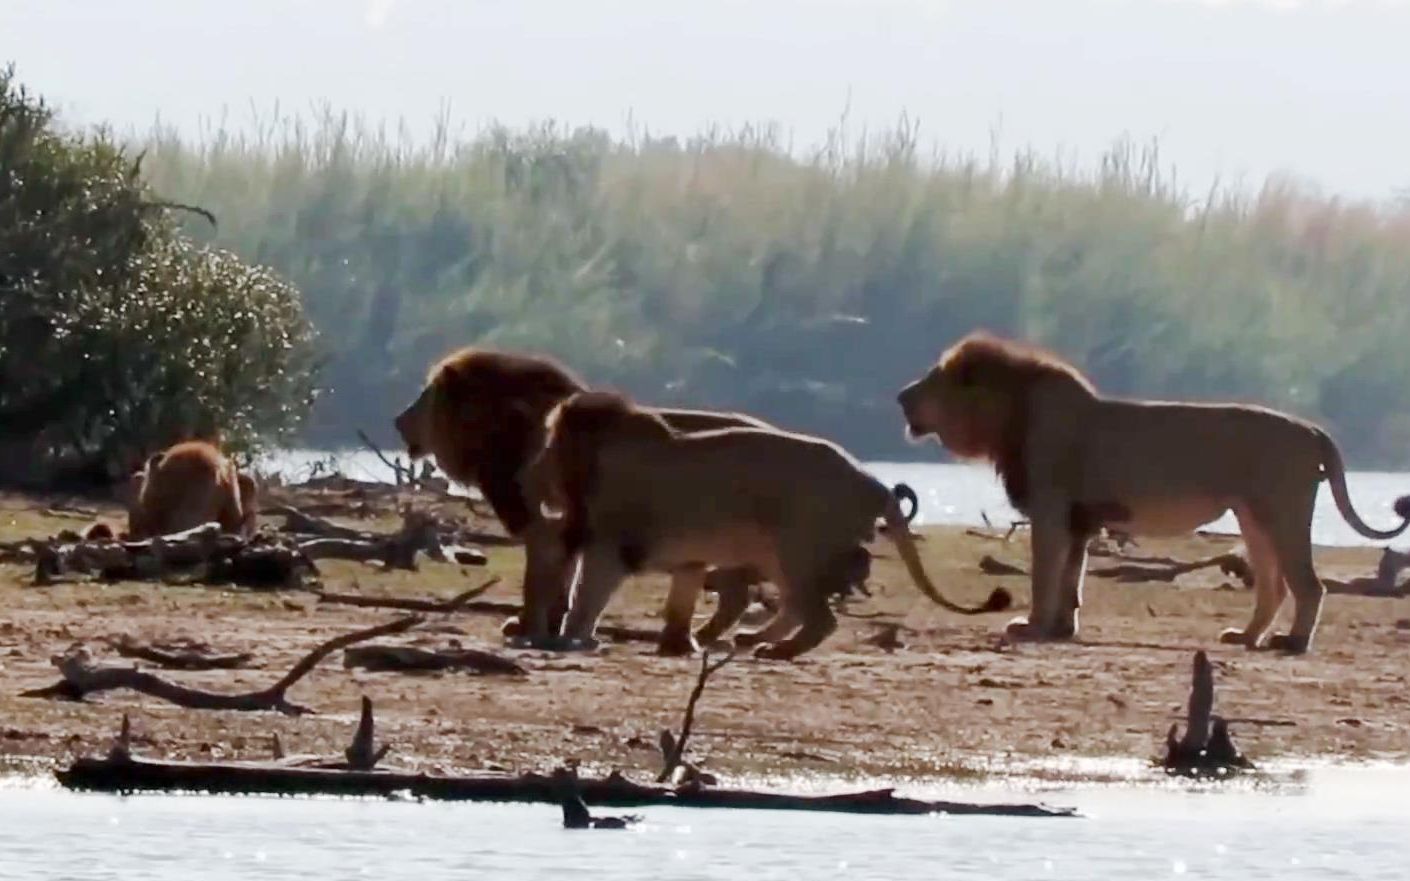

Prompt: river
xmin=4 ymin=764 xmax=1408 ymax=879
xmin=266 ymin=450 xmax=1410 ymax=549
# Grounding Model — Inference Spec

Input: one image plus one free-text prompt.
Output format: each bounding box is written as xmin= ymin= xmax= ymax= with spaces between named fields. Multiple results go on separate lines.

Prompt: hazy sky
xmin=7 ymin=0 xmax=1410 ymax=200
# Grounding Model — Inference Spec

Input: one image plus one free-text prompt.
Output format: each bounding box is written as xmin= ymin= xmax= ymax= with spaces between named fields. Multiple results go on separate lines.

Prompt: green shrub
xmin=0 ymin=67 xmax=316 ymax=485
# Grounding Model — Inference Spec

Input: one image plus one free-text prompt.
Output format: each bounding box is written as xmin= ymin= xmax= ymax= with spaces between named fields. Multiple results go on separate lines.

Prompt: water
xmin=4 ymin=766 xmax=1408 ymax=879
xmin=267 ymin=449 xmax=1410 ymax=549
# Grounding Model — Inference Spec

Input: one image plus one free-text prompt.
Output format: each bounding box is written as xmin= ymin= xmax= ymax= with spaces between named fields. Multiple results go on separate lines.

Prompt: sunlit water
xmin=4 ymin=766 xmax=1408 ymax=879
xmin=266 ymin=449 xmax=1410 ymax=549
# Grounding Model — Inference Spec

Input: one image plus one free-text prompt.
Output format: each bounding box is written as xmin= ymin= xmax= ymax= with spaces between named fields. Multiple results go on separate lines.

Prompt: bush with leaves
xmin=0 ymin=67 xmax=316 ymax=486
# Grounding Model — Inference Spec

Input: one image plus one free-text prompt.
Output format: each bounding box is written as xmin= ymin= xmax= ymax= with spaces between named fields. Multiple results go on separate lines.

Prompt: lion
xmin=896 ymin=330 xmax=1410 ymax=653
xmin=521 ymin=391 xmax=1010 ymax=660
xmin=392 ymin=347 xmax=920 ymax=653
xmin=126 ymin=441 xmax=258 ymax=540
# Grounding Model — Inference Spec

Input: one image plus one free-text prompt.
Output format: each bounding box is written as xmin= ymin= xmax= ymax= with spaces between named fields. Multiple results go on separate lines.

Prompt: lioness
xmin=523 ymin=391 xmax=1010 ymax=660
xmin=127 ymin=441 xmax=259 ymax=540
xmin=897 ymin=330 xmax=1410 ymax=653
xmin=392 ymin=347 xmax=919 ymax=653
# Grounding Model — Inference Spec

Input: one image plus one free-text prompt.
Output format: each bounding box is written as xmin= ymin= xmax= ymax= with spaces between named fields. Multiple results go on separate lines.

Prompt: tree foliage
xmin=0 ymin=68 xmax=316 ymax=485
xmin=139 ymin=109 xmax=1410 ymax=466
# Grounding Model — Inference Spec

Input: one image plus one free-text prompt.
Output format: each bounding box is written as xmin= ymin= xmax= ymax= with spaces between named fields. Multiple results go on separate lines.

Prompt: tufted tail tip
xmin=983 ymin=587 xmax=1013 ymax=612
xmin=1395 ymin=495 xmax=1410 ymax=521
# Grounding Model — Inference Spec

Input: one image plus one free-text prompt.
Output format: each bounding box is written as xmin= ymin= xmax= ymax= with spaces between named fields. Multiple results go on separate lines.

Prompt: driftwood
xmin=313 ymin=585 xmax=661 ymax=645
xmin=1159 ymin=650 xmax=1253 ymax=777
xmin=343 ymin=644 xmax=528 ymax=676
xmin=1322 ymin=547 xmax=1410 ymax=597
xmin=658 ymin=650 xmax=735 ymax=785
xmin=106 ymin=635 xmax=252 ymax=670
xmin=31 ymin=522 xmax=315 ymax=589
xmin=278 ymin=506 xmax=480 ymax=569
xmin=20 ymin=615 xmax=421 ymax=715
xmin=315 ymin=577 xmax=501 ymax=614
xmin=977 ymin=550 xmax=1254 ymax=587
xmin=55 ymin=754 xmax=1078 ymax=817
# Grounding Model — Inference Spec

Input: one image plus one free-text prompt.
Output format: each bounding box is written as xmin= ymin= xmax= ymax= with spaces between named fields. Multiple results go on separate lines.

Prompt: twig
xmin=315 ymin=577 xmax=502 ymax=613
xmin=355 ymin=429 xmax=421 ymax=489
xmin=657 ymin=650 xmax=736 ymax=783
xmin=21 ymin=616 xmax=421 ymax=716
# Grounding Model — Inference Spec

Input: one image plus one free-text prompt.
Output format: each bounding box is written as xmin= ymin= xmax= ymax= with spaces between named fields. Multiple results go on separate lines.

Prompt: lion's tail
xmin=1317 ymin=429 xmax=1410 ymax=541
xmin=882 ymin=497 xmax=1011 ymax=615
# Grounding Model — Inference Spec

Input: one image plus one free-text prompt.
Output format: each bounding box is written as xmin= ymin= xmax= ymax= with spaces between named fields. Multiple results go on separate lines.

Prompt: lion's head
xmin=897 ymin=331 xmax=1095 ymax=506
xmin=393 ymin=348 xmax=587 ymax=534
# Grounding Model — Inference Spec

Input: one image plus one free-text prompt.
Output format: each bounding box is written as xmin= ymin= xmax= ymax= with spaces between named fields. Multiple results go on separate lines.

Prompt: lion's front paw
xmin=1267 ymin=633 xmax=1310 ymax=655
xmin=1218 ymin=627 xmax=1257 ymax=649
xmin=656 ymin=632 xmax=699 ymax=657
xmin=1003 ymin=617 xmax=1043 ymax=642
xmin=733 ymin=630 xmax=766 ymax=648
xmin=752 ymin=642 xmax=797 ymax=661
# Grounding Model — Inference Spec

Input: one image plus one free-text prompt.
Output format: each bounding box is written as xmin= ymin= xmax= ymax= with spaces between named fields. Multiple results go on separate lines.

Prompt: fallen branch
xmin=105 ymin=635 xmax=252 ymax=671
xmin=976 ymin=550 xmax=1254 ymax=588
xmin=21 ymin=615 xmax=421 ymax=715
xmin=1321 ymin=547 xmax=1410 ymax=597
xmin=312 ymin=584 xmax=660 ymax=645
xmin=55 ymin=756 xmax=1078 ymax=817
xmin=658 ymin=649 xmax=735 ymax=784
xmin=315 ymin=577 xmax=501 ymax=613
xmin=343 ymin=644 xmax=527 ymax=676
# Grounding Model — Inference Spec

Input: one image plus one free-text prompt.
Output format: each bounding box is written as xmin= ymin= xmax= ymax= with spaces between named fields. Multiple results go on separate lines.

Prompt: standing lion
xmin=523 ymin=391 xmax=1009 ymax=660
xmin=897 ymin=330 xmax=1410 ymax=654
xmin=392 ymin=347 xmax=919 ymax=653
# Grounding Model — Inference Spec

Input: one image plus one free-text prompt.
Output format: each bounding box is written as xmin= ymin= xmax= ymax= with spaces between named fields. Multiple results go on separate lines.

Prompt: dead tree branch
xmin=21 ymin=615 xmax=421 ymax=715
xmin=657 ymin=649 xmax=736 ymax=784
xmin=343 ymin=644 xmax=527 ymax=676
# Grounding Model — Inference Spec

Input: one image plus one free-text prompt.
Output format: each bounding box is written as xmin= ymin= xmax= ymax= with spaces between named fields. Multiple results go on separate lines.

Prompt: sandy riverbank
xmin=0 ymin=491 xmax=1406 ymax=784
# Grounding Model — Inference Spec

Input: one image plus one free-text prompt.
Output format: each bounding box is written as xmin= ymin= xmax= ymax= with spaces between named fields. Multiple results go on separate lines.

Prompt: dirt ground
xmin=1 ymin=490 xmax=1407 ymax=785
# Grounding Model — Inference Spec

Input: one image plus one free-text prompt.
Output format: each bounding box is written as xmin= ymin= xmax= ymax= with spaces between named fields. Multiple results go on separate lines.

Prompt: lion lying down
xmin=124 ymin=440 xmax=259 ymax=540
xmin=898 ymin=330 xmax=1410 ymax=654
xmin=392 ymin=346 xmax=919 ymax=653
xmin=523 ymin=391 xmax=1010 ymax=660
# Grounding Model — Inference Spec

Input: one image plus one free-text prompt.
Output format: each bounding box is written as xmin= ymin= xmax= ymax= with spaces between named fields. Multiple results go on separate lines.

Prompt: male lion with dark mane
xmin=393 ymin=347 xmax=920 ymax=653
xmin=522 ymin=391 xmax=1009 ymax=660
xmin=126 ymin=441 xmax=258 ymax=540
xmin=897 ymin=330 xmax=1410 ymax=654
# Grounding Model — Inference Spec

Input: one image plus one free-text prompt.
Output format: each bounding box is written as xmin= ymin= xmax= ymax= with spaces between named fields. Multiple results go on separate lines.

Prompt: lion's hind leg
xmin=752 ymin=573 xmax=839 ymax=661
xmin=692 ymin=567 xmax=756 ymax=647
xmin=1260 ymin=491 xmax=1324 ymax=655
xmin=1219 ymin=508 xmax=1285 ymax=650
